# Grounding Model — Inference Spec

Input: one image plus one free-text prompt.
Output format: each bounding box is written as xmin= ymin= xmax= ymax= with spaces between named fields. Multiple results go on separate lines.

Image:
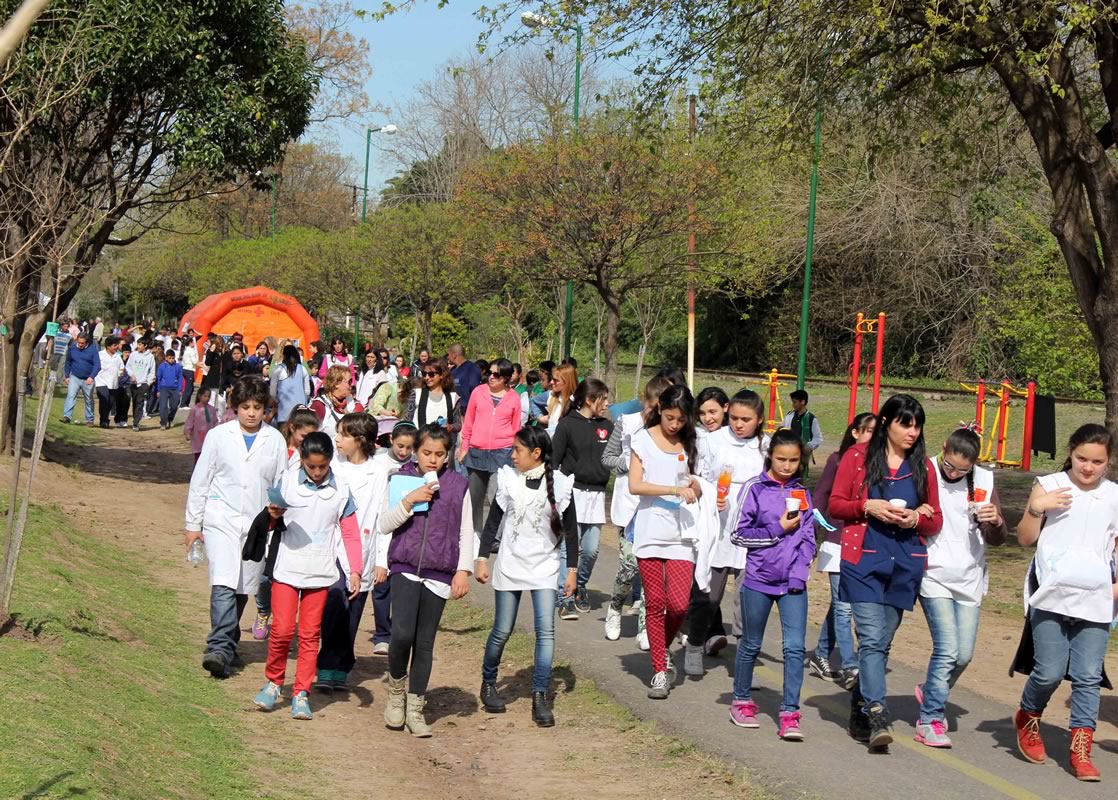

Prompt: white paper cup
xmin=888 ymin=498 xmax=908 ymax=510
xmin=423 ymin=471 xmax=440 ymax=492
xmin=785 ymin=498 xmax=801 ymax=514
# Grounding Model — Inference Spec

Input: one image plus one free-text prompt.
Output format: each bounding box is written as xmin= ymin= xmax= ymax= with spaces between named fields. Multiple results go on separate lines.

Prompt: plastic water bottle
xmin=187 ymin=539 xmax=205 ymax=566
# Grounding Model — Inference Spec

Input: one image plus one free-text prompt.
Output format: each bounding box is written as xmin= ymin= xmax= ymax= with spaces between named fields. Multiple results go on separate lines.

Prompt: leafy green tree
xmin=0 ymin=0 xmax=317 ymax=446
xmin=489 ymin=1 xmax=1118 ymax=449
xmin=455 ymin=126 xmax=719 ymax=390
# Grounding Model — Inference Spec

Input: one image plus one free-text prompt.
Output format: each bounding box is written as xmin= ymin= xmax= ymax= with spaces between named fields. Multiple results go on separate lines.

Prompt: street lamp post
xmin=361 ymin=124 xmax=398 ymax=223
xmin=522 ymin=11 xmax=581 ymax=361
xmin=356 ymin=124 xmax=397 ymax=352
xmin=795 ymin=41 xmax=835 ymax=391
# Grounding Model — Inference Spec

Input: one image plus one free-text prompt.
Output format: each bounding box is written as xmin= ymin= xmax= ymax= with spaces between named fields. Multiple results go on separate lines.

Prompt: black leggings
xmin=388 ymin=572 xmax=447 ymax=695
xmin=466 ymin=468 xmax=493 ymax=535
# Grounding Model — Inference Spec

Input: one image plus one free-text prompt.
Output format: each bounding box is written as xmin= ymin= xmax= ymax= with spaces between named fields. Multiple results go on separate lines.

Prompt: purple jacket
xmin=386 ymin=461 xmax=468 ymax=584
xmin=731 ymin=474 xmax=816 ymax=595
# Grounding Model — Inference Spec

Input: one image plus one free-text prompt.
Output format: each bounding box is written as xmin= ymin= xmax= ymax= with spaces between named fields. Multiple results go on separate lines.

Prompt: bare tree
xmin=379 ymin=49 xmax=598 ymax=201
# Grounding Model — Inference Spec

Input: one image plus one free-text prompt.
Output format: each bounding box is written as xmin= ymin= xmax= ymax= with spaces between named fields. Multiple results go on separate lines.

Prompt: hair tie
xmin=957 ymin=420 xmax=980 ymax=433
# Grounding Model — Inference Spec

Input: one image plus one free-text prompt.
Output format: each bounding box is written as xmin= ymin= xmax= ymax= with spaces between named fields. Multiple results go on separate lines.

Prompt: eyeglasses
xmin=940 ymin=457 xmax=973 ymax=476
xmin=423 ymin=371 xmax=438 ymax=377
xmin=488 ymin=371 xmax=503 ymax=379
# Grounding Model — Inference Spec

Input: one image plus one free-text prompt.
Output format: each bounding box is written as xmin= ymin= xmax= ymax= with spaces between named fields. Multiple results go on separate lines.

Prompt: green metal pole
xmin=795 ymin=68 xmax=826 ymax=391
xmin=361 ymin=128 xmax=372 ymax=223
xmin=562 ymin=24 xmax=582 ymax=361
xmin=270 ymin=177 xmax=278 ymax=239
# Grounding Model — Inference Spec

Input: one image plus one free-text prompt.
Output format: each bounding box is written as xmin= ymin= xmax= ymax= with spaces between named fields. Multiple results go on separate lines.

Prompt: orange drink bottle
xmin=717 ymin=468 xmax=733 ymax=501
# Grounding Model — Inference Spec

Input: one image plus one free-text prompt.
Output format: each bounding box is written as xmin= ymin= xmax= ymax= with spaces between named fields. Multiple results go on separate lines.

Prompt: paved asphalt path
xmin=465 ymin=530 xmax=1114 ymax=800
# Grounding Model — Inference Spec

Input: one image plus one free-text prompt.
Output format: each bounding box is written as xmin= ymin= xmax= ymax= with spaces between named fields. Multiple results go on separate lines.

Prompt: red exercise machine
xmin=847 ymin=312 xmax=886 ymax=425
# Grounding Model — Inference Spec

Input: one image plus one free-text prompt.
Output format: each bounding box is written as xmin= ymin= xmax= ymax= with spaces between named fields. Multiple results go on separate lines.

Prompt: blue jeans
xmin=733 ymin=585 xmax=808 ymax=712
xmin=206 ymin=585 xmax=248 ymax=663
xmin=63 ymin=377 xmax=94 ymax=422
xmin=918 ymin=595 xmax=980 ymax=723
xmin=1020 ymin=609 xmax=1109 ymax=729
xmin=850 ymin=601 xmax=904 ymax=712
xmin=159 ymin=388 xmax=181 ymax=427
xmin=255 ymin=574 xmax=272 ymax=617
xmin=814 ymin=572 xmax=857 ymax=669
xmin=483 ymin=588 xmax=557 ymax=694
xmin=557 ymin=523 xmax=601 ymax=597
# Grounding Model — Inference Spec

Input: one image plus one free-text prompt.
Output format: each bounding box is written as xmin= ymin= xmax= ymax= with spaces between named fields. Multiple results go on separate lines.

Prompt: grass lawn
xmin=611 ymin=368 xmax=1102 ymax=474
xmin=0 ymin=502 xmax=258 ymax=800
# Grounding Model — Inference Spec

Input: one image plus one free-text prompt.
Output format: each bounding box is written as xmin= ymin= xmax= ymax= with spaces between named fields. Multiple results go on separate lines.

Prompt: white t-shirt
xmin=702 ymin=427 xmax=768 ymax=570
xmin=609 ymin=412 xmax=645 ymax=530
xmin=1028 ymin=472 xmax=1118 ymax=624
xmin=94 ymin=350 xmax=123 ymax=389
xmin=272 ymin=470 xmax=355 ymax=589
xmin=920 ymin=458 xmax=995 ymax=606
xmin=491 ymin=466 xmax=575 ymax=591
xmin=629 ymin=428 xmax=696 ymax=562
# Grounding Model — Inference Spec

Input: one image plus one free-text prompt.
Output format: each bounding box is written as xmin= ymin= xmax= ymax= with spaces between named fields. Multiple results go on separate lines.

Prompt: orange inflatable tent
xmin=178 ymin=286 xmax=320 ymax=361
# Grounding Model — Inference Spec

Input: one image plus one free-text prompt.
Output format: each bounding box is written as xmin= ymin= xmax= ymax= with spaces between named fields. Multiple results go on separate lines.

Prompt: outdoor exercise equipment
xmin=958 ymin=380 xmax=1037 ymax=470
xmin=764 ymin=369 xmax=798 ymax=433
xmin=847 ymin=312 xmax=886 ymax=425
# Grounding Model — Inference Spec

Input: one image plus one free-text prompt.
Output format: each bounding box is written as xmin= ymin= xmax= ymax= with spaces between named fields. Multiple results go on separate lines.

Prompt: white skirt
xmin=572 ymin=487 xmax=606 ymax=525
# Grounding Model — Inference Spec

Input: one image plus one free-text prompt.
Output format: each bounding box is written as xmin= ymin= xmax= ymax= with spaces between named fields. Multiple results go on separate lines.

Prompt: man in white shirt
xmin=94 ymin=336 xmax=124 ymax=429
xmin=91 ymin=317 xmax=104 ymax=344
xmin=126 ymin=337 xmax=156 ymax=431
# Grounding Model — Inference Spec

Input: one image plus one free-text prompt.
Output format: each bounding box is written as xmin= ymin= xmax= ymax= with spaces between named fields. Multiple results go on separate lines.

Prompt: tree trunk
xmin=602 ymin=291 xmax=621 ymax=395
xmin=420 ymin=303 xmax=433 ymax=352
xmin=633 ymin=341 xmax=647 ymax=401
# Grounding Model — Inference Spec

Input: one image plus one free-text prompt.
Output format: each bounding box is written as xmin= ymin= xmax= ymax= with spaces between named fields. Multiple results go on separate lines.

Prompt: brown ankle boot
xmin=1070 ymin=727 xmax=1101 ymax=782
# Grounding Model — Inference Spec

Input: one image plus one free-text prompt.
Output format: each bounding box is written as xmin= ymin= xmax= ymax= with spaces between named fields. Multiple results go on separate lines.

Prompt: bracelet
xmin=1026 ymin=506 xmax=1043 ymax=519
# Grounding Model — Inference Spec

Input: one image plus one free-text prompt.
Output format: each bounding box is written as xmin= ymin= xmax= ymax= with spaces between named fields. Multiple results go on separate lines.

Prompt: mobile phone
xmin=786 ymin=511 xmax=798 ymax=520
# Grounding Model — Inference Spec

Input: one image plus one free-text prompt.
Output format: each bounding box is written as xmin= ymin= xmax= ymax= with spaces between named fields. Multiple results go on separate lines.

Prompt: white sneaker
xmin=373 ymin=641 xmax=389 ymax=655
xmin=684 ymin=644 xmax=704 ymax=676
xmin=626 ymin=599 xmax=643 ymax=617
xmin=637 ymin=630 xmax=650 ymax=651
xmin=604 ymin=605 xmax=622 ymax=641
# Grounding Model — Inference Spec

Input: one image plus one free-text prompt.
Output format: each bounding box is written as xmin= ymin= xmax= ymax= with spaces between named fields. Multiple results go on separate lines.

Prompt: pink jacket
xmin=318 ymin=353 xmax=355 ymax=383
xmin=183 ymin=402 xmax=217 ymax=454
xmin=460 ymin=385 xmax=522 ymax=450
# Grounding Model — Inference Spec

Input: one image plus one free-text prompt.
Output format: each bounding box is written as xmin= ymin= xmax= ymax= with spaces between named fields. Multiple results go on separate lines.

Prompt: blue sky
xmin=324 ymin=2 xmax=507 ymax=192
xmin=321 ymin=2 xmax=637 ymax=193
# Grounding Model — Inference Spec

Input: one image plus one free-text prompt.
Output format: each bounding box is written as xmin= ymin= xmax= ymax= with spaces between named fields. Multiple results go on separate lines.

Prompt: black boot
xmin=532 ymin=691 xmax=555 ymax=728
xmin=848 ymin=696 xmax=870 ymax=743
xmin=480 ymin=680 xmax=506 ymax=713
xmin=867 ymin=703 xmax=893 ymax=750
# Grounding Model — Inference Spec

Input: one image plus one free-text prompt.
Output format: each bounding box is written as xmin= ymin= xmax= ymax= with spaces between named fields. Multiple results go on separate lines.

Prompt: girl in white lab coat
xmin=1013 ymin=423 xmax=1118 ymax=781
xmin=252 ymin=432 xmax=363 ymax=721
xmin=316 ymin=414 xmax=387 ymax=690
xmin=252 ymin=406 xmax=320 ymax=642
xmin=184 ymin=376 xmax=287 ymax=679
xmin=685 ymin=389 xmax=768 ymax=677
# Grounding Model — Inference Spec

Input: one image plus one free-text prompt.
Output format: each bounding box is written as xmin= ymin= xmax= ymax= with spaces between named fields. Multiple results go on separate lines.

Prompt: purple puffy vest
xmin=387 ymin=462 xmax=469 ymax=584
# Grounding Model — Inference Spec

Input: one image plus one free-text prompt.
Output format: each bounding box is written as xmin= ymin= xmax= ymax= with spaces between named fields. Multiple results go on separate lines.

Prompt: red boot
xmin=1014 ymin=708 xmax=1046 ymax=764
xmin=1070 ymin=727 xmax=1101 ymax=782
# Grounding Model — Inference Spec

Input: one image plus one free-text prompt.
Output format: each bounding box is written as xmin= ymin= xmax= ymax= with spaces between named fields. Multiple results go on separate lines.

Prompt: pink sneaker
xmin=914 ymin=719 xmax=952 ymax=748
xmin=778 ymin=711 xmax=804 ymax=741
xmin=252 ymin=613 xmax=271 ymax=640
xmin=729 ymin=700 xmax=759 ymax=728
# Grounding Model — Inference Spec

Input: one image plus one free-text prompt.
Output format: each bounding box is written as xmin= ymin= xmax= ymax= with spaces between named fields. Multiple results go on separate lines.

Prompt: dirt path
xmin=35 ymin=421 xmax=764 ymax=800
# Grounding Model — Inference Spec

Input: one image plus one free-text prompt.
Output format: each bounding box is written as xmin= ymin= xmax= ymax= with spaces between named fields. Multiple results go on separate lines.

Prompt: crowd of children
xmin=175 ymin=341 xmax=1118 ymax=783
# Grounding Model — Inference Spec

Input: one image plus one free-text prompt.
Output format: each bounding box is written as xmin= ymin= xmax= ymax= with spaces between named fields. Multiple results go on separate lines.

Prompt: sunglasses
xmin=488 ymin=371 xmax=503 ymax=378
xmin=423 ymin=371 xmax=438 ymax=377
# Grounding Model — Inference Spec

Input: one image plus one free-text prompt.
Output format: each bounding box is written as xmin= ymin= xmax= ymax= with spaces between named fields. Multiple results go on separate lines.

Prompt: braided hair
xmin=515 ymin=426 xmax=563 ymax=540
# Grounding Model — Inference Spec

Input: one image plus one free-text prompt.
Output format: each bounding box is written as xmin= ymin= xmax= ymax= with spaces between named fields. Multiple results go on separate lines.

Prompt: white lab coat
xmin=185 ymin=421 xmax=287 ymax=594
xmin=334 ymin=458 xmax=391 ymax=591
